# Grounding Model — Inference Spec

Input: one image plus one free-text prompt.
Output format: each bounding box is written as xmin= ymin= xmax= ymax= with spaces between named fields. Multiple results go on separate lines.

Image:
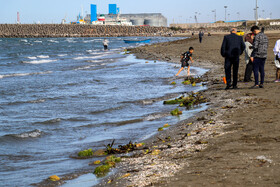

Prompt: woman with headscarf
xmin=243 ymin=32 xmax=254 ymax=82
xmin=273 ymin=39 xmax=280 ymax=82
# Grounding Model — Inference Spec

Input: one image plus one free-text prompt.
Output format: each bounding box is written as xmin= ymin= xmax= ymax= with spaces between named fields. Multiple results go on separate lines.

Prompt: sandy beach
xmin=32 ymin=31 xmax=280 ymax=187
xmin=94 ymin=31 xmax=280 ymax=187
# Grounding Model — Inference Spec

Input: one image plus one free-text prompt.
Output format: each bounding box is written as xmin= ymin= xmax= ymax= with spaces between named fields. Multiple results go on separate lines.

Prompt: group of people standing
xmin=221 ymin=26 xmax=280 ymax=90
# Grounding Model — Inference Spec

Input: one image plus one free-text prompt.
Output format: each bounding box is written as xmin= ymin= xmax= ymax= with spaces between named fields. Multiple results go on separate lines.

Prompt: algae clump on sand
xmin=170 ymin=108 xmax=183 ymax=116
xmin=94 ymin=156 xmax=121 ymax=178
xmin=94 ymin=165 xmax=111 ymax=177
xmin=78 ymin=148 xmax=93 ymax=157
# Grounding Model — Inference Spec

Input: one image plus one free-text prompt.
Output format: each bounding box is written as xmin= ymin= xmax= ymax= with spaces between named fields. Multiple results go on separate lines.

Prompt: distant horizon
xmin=1 ymin=0 xmax=279 ymax=25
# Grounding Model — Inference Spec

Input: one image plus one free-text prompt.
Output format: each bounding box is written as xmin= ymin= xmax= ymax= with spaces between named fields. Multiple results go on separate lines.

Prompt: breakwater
xmin=0 ymin=24 xmax=172 ymax=38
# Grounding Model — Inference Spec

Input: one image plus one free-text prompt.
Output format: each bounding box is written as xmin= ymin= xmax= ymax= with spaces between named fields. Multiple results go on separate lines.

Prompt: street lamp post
xmin=237 ymin=12 xmax=240 ymax=20
xmin=224 ymin=6 xmax=228 ymax=21
xmin=212 ymin=9 xmax=216 ymax=22
xmin=255 ymin=0 xmax=258 ymax=25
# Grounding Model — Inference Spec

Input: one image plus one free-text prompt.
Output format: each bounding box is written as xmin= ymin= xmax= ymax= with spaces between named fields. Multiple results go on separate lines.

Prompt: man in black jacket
xmin=221 ymin=28 xmax=245 ymax=90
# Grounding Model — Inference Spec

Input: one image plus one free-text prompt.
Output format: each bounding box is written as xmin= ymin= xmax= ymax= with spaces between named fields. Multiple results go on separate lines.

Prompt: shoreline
xmin=32 ymin=47 xmax=208 ymax=187
xmin=96 ymin=32 xmax=280 ymax=186
xmin=34 ymin=32 xmax=280 ymax=186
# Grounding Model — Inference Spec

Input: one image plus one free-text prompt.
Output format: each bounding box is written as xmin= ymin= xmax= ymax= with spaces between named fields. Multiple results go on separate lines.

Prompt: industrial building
xmin=83 ymin=4 xmax=167 ymax=27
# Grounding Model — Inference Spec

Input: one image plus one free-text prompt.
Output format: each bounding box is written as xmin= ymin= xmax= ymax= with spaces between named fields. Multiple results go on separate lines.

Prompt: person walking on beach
xmin=221 ymin=28 xmax=245 ymax=90
xmin=199 ymin=30 xmax=204 ymax=43
xmin=273 ymin=39 xmax=280 ymax=82
xmin=244 ymin=32 xmax=255 ymax=82
xmin=250 ymin=26 xmax=268 ymax=88
xmin=176 ymin=47 xmax=194 ymax=76
xmin=103 ymin=39 xmax=109 ymax=50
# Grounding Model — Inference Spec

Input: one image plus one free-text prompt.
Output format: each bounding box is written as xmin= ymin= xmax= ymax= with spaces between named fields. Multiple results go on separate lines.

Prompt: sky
xmin=1 ymin=0 xmax=279 ymax=25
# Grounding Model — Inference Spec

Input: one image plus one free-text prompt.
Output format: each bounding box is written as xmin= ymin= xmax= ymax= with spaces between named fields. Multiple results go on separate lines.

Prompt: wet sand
xmin=97 ymin=32 xmax=280 ymax=186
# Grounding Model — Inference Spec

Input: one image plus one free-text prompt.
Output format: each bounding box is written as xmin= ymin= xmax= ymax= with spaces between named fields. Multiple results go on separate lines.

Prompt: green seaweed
xmin=94 ymin=164 xmax=111 ymax=178
xmin=170 ymin=108 xmax=183 ymax=116
xmin=105 ymin=155 xmax=121 ymax=163
xmin=104 ymin=140 xmax=137 ymax=154
xmin=164 ymin=92 xmax=207 ymax=109
xmin=78 ymin=149 xmax=93 ymax=157
xmin=182 ymin=80 xmax=191 ymax=85
xmin=94 ymin=156 xmax=122 ymax=178
xmin=163 ymin=98 xmax=185 ymax=105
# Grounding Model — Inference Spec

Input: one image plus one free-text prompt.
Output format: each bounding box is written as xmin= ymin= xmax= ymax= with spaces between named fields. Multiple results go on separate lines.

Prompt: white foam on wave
xmin=86 ymin=49 xmax=101 ymax=53
xmin=83 ymin=40 xmax=94 ymax=43
xmin=86 ymin=60 xmax=104 ymax=63
xmin=20 ymin=39 xmax=28 ymax=43
xmin=58 ymin=54 xmax=67 ymax=57
xmin=0 ymin=71 xmax=52 ymax=79
xmin=28 ymin=99 xmax=46 ymax=103
xmin=73 ymin=54 xmax=107 ymax=60
xmin=37 ymin=55 xmax=49 ymax=59
xmin=66 ymin=39 xmax=77 ymax=43
xmin=23 ymin=59 xmax=56 ymax=64
xmin=144 ymin=113 xmax=167 ymax=121
xmin=14 ymin=129 xmax=42 ymax=138
xmin=74 ymin=64 xmax=97 ymax=71
xmin=34 ymin=40 xmax=42 ymax=43
xmin=48 ymin=40 xmax=59 ymax=43
xmin=27 ymin=56 xmax=37 ymax=60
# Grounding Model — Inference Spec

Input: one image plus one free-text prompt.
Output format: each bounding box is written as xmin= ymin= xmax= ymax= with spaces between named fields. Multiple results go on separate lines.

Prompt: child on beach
xmin=176 ymin=47 xmax=194 ymax=76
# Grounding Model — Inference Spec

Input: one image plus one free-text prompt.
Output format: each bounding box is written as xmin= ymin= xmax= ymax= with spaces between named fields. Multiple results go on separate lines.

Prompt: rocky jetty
xmin=0 ymin=24 xmax=173 ymax=38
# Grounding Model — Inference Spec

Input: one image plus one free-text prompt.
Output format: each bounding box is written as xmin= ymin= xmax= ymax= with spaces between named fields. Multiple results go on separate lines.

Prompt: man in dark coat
xmin=199 ymin=30 xmax=204 ymax=43
xmin=221 ymin=28 xmax=245 ymax=89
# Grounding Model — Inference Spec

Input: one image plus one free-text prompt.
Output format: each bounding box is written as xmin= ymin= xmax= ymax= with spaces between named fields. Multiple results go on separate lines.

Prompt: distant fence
xmin=170 ymin=22 xmax=244 ymax=29
xmin=170 ymin=19 xmax=280 ymax=29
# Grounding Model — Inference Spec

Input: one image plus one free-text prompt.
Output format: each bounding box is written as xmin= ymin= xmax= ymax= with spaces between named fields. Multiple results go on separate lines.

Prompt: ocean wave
xmin=34 ymin=40 xmax=42 ymax=43
xmin=58 ymin=54 xmax=67 ymax=57
xmin=66 ymin=39 xmax=76 ymax=43
xmin=48 ymin=40 xmax=59 ymax=43
xmin=28 ymin=99 xmax=46 ymax=103
xmin=85 ymin=60 xmax=104 ymax=63
xmin=89 ymin=106 xmax=124 ymax=115
xmin=20 ymin=39 xmax=28 ymax=43
xmin=4 ymin=129 xmax=42 ymax=139
xmin=5 ymin=99 xmax=46 ymax=106
xmin=83 ymin=40 xmax=95 ymax=43
xmin=36 ymin=118 xmax=62 ymax=125
xmin=65 ymin=117 xmax=91 ymax=122
xmin=73 ymin=54 xmax=107 ymax=60
xmin=86 ymin=49 xmax=100 ymax=53
xmin=27 ymin=56 xmax=37 ymax=60
xmin=74 ymin=64 xmax=96 ymax=71
xmin=79 ymin=118 xmax=143 ymax=129
xmin=37 ymin=55 xmax=49 ymax=59
xmin=22 ymin=59 xmax=56 ymax=64
xmin=144 ymin=113 xmax=169 ymax=121
xmin=0 ymin=71 xmax=52 ymax=79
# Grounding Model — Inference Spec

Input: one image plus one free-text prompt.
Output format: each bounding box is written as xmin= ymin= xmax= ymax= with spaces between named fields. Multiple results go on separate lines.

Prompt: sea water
xmin=0 ymin=37 xmax=208 ymax=186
